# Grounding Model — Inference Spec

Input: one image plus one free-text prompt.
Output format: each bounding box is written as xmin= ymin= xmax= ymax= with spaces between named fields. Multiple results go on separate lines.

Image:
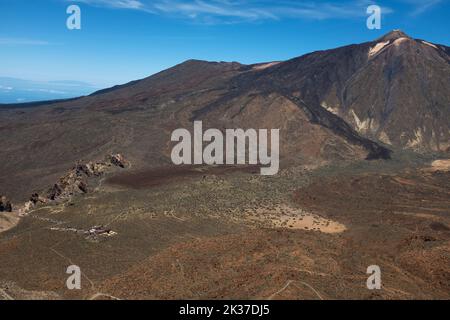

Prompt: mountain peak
xmin=377 ymin=30 xmax=410 ymax=41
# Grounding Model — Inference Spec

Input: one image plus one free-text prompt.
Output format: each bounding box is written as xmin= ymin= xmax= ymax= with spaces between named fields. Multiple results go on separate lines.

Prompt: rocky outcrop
xmin=20 ymin=154 xmax=128 ymax=214
xmin=108 ymin=154 xmax=127 ymax=168
xmin=47 ymin=153 xmax=128 ymax=202
xmin=47 ymin=170 xmax=88 ymax=201
xmin=30 ymin=193 xmax=47 ymax=205
xmin=0 ymin=196 xmax=12 ymax=212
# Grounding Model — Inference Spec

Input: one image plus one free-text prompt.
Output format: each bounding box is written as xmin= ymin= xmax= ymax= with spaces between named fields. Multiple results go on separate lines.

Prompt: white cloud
xmin=63 ymin=0 xmax=446 ymax=22
xmin=0 ymin=85 xmax=13 ymax=91
xmin=152 ymin=0 xmax=276 ymax=20
xmin=0 ymin=38 xmax=50 ymax=46
xmin=67 ymin=0 xmax=394 ymax=23
xmin=25 ymin=88 xmax=68 ymax=94
xmin=400 ymin=0 xmax=444 ymax=15
xmin=74 ymin=0 xmax=146 ymax=10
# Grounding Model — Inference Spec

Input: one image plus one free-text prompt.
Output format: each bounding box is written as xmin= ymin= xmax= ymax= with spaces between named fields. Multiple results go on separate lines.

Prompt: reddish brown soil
xmin=99 ymin=170 xmax=450 ymax=300
xmin=294 ymin=171 xmax=450 ymax=222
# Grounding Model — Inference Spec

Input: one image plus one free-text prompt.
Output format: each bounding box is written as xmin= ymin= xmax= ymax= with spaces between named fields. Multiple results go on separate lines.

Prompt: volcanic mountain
xmin=1 ymin=31 xmax=450 ymax=301
xmin=0 ymin=30 xmax=449 ymax=202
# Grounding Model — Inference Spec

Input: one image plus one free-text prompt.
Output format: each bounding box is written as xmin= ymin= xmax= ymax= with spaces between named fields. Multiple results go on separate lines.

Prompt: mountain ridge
xmin=0 ymin=30 xmax=449 ymax=202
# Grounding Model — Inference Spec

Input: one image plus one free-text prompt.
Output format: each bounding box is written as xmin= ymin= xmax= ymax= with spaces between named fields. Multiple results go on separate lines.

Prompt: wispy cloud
xmin=400 ymin=0 xmax=444 ymax=15
xmin=0 ymin=85 xmax=14 ymax=91
xmin=62 ymin=0 xmax=448 ymax=22
xmin=0 ymin=38 xmax=50 ymax=46
xmin=25 ymin=88 xmax=68 ymax=94
xmin=74 ymin=0 xmax=147 ymax=10
xmin=67 ymin=0 xmax=394 ymax=23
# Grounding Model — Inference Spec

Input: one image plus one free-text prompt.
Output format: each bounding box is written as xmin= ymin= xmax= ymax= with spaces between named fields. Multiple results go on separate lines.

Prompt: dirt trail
xmin=0 ymin=288 xmax=14 ymax=300
xmin=88 ymin=292 xmax=122 ymax=300
xmin=0 ymin=204 xmax=66 ymax=236
xmin=0 ymin=212 xmax=20 ymax=235
xmin=267 ymin=280 xmax=324 ymax=300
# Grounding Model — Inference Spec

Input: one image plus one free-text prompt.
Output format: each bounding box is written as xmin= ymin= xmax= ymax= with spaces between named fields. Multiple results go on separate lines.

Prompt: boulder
xmin=30 ymin=193 xmax=47 ymax=204
xmin=78 ymin=181 xmax=89 ymax=193
xmin=108 ymin=154 xmax=127 ymax=168
xmin=0 ymin=196 xmax=12 ymax=212
xmin=5 ymin=201 xmax=12 ymax=212
xmin=75 ymin=163 xmax=94 ymax=177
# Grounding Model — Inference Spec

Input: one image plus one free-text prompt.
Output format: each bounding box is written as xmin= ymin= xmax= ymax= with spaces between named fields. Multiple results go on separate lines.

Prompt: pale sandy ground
xmin=0 ymin=201 xmax=62 ymax=235
xmin=428 ymin=159 xmax=450 ymax=172
xmin=0 ymin=281 xmax=60 ymax=300
xmin=245 ymin=204 xmax=347 ymax=234
xmin=274 ymin=213 xmax=347 ymax=233
xmin=0 ymin=212 xmax=20 ymax=234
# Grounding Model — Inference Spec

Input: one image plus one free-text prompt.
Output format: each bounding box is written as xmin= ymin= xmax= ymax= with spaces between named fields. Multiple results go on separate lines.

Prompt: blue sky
xmin=1 ymin=0 xmax=449 ymax=89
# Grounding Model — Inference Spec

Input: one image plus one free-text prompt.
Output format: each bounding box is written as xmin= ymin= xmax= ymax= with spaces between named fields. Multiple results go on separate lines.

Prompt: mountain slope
xmin=231 ymin=30 xmax=450 ymax=152
xmin=1 ymin=31 xmax=448 ymax=202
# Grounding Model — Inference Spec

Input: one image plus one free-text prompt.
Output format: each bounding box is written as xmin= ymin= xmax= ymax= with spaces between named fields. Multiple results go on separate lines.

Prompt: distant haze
xmin=0 ymin=77 xmax=100 ymax=104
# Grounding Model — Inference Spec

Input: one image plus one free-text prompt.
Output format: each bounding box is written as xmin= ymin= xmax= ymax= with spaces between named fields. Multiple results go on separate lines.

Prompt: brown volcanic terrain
xmin=1 ymin=31 xmax=449 ymax=203
xmin=0 ymin=160 xmax=448 ymax=300
xmin=0 ymin=31 xmax=449 ymax=300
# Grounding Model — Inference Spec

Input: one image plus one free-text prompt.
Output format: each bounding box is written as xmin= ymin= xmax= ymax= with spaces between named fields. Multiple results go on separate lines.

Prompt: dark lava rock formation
xmin=0 ymin=196 xmax=12 ymax=212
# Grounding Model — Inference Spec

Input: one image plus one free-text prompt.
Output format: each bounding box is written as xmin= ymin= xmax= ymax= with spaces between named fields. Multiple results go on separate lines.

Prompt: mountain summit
xmin=377 ymin=29 xmax=410 ymax=41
